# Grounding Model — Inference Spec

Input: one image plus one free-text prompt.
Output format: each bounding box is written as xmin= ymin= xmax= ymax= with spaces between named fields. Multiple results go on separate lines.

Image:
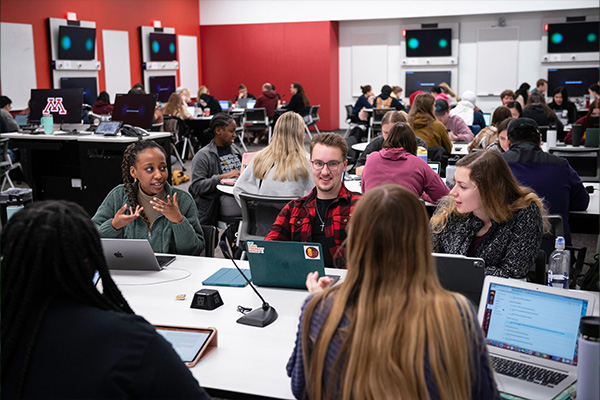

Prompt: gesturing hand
xmin=112 ymin=204 xmax=143 ymax=230
xmin=306 ymin=271 xmax=334 ymax=294
xmin=150 ymin=193 xmax=184 ymax=224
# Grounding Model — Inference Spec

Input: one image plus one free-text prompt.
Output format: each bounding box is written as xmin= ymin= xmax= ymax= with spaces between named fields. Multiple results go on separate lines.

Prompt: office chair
xmin=243 ymin=108 xmax=270 ymax=149
xmin=163 ymin=116 xmax=193 ymax=170
xmin=303 ymin=105 xmax=321 ymax=138
xmin=368 ymin=108 xmax=393 ymax=142
xmin=1 ymin=139 xmax=24 ymax=191
xmin=237 ymin=192 xmax=297 ymax=245
xmin=200 ymin=224 xmax=218 ymax=257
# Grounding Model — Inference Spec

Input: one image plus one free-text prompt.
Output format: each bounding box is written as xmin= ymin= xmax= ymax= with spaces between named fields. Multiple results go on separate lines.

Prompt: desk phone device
xmin=121 ymin=124 xmax=149 ymax=137
xmin=154 ymin=326 xmax=218 ymax=368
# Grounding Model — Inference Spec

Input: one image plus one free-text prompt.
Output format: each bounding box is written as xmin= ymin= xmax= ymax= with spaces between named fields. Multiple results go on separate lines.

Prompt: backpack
xmin=580 ymin=254 xmax=599 ymax=291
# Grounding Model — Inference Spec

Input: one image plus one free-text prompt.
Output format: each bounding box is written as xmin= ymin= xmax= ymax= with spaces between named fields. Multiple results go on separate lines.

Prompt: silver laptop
xmin=478 ymin=276 xmax=596 ymax=399
xmin=101 ymin=238 xmax=176 ymax=271
xmin=433 ymin=253 xmax=484 ymax=306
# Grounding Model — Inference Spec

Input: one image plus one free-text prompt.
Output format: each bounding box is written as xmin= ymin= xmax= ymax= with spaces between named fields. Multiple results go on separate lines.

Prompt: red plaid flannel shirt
xmin=265 ymin=185 xmax=361 ymax=268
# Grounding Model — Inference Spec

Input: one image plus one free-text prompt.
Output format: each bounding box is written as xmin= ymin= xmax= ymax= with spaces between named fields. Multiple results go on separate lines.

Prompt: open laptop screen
xmin=481 ymin=282 xmax=589 ymax=367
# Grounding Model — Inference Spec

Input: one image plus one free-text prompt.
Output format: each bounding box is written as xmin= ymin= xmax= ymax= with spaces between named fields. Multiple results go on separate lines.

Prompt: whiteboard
xmin=178 ymin=35 xmax=199 ymax=95
xmin=476 ymin=27 xmax=519 ymax=96
xmin=351 ymin=33 xmax=387 ymax=97
xmin=102 ymin=30 xmax=131 ymax=96
xmin=1 ymin=22 xmax=37 ymax=110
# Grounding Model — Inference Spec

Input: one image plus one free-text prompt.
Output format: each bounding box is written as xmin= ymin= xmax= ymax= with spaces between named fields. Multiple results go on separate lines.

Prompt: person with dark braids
xmin=1 ymin=201 xmax=210 ymax=399
xmin=92 ymin=139 xmax=205 ymax=255
xmin=189 ymin=112 xmax=243 ymax=225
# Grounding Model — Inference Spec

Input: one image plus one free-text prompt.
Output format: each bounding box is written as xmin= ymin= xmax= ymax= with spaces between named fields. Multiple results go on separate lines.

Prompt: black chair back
xmin=200 ymin=224 xmax=218 ymax=257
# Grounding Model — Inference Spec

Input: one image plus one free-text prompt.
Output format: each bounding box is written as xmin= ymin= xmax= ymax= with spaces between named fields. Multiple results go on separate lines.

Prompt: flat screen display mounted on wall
xmin=405 ymin=29 xmax=452 ymax=57
xmin=149 ymin=75 xmax=176 ymax=102
xmin=548 ymin=68 xmax=600 ymax=97
xmin=548 ymin=22 xmax=599 ymax=53
xmin=149 ymin=33 xmax=177 ymax=61
xmin=58 ymin=25 xmax=96 ymax=60
xmin=405 ymin=71 xmax=451 ymax=96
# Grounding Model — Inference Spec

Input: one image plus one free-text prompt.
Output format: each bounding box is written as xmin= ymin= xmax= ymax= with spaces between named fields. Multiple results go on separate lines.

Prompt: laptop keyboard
xmin=491 ymin=356 xmax=568 ymax=387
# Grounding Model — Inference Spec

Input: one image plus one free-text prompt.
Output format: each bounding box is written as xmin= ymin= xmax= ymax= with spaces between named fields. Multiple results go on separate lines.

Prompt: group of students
xmin=3 ymin=124 xmax=548 ymax=397
xmin=1 ymin=76 xmax=594 ymax=398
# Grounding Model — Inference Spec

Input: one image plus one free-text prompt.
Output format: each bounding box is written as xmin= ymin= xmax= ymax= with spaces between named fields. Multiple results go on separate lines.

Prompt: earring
xmin=134 ymin=178 xmax=138 ymax=183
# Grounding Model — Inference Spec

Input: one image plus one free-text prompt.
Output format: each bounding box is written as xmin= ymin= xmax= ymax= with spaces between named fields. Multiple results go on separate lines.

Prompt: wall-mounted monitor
xmin=58 ymin=25 xmax=96 ymax=60
xmin=405 ymin=28 xmax=452 ymax=57
xmin=149 ymin=33 xmax=177 ymax=61
xmin=547 ymin=22 xmax=599 ymax=54
xmin=547 ymin=68 xmax=600 ymax=97
xmin=60 ymin=77 xmax=97 ymax=105
xmin=112 ymin=93 xmax=157 ymax=129
xmin=405 ymin=71 xmax=451 ymax=96
xmin=149 ymin=76 xmax=176 ymax=103
xmin=30 ymin=88 xmax=83 ymax=124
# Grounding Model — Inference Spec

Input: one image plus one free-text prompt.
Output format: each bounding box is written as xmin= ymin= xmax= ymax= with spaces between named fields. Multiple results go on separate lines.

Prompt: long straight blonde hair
xmin=252 ymin=111 xmax=310 ymax=181
xmin=302 ymin=185 xmax=485 ymax=400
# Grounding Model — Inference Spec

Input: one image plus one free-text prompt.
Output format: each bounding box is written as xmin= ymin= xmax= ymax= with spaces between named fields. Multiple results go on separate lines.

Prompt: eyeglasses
xmin=311 ymin=160 xmax=343 ymax=171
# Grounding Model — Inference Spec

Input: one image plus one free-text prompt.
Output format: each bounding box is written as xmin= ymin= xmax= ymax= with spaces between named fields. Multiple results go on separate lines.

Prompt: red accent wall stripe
xmin=200 ymin=21 xmax=340 ymax=130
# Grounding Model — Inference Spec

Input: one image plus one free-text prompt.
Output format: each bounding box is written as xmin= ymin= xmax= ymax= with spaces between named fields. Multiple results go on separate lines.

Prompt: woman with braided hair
xmin=92 ymin=139 xmax=204 ymax=255
xmin=1 ymin=201 xmax=210 ymax=399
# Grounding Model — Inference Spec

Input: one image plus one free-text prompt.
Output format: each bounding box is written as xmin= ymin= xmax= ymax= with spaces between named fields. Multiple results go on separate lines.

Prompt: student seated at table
xmin=548 ymin=86 xmax=577 ymax=124
xmin=355 ymin=110 xmax=428 ymax=176
xmin=564 ymin=99 xmax=599 ymax=145
xmin=287 ymin=185 xmax=498 ymax=400
xmin=162 ymin=92 xmax=193 ymax=120
xmin=93 ymin=140 xmax=205 ymax=255
xmin=506 ymin=100 xmax=522 ymax=119
xmin=486 ymin=117 xmax=513 ymax=153
xmin=500 ymin=89 xmax=516 ymax=106
xmin=2 ymin=201 xmax=210 ymax=399
xmin=467 ymin=106 xmax=512 ymax=152
xmin=351 ymin=84 xmax=374 ymax=124
xmin=434 ymin=98 xmax=473 ymax=142
xmin=408 ymin=93 xmax=452 ymax=155
xmin=91 ymin=91 xmax=114 ymax=115
xmin=361 ymin=122 xmax=448 ymax=203
xmin=189 ymin=113 xmax=243 ymax=226
xmin=431 ymin=151 xmax=546 ymax=278
xmin=266 ymin=133 xmax=361 ymax=268
xmin=282 ymin=82 xmax=310 ymax=115
xmin=196 ymin=85 xmax=222 ymax=116
xmin=522 ymin=92 xmax=564 ymax=140
xmin=233 ymin=111 xmax=314 ymax=204
xmin=0 ymin=95 xmax=19 ymax=132
xmin=502 ymin=118 xmax=589 ymax=246
xmin=450 ymin=90 xmax=486 ymax=131
xmin=374 ymin=84 xmax=405 ymax=111
xmin=514 ymin=82 xmax=530 ymax=109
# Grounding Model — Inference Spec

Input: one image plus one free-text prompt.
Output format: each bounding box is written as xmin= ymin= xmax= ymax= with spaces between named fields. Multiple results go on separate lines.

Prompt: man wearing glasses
xmin=266 ymin=133 xmax=361 ymax=268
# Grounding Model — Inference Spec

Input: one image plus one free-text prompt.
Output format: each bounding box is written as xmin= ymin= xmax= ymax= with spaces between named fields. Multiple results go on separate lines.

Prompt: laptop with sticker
xmin=477 ymin=276 xmax=596 ymax=399
xmin=245 ymin=240 xmax=340 ymax=289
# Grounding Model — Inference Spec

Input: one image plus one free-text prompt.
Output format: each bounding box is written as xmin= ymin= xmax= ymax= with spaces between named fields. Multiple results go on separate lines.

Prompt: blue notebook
xmin=202 ymin=267 xmax=252 ymax=287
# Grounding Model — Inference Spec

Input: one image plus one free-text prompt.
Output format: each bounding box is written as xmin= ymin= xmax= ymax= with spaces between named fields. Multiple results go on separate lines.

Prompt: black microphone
xmin=219 ymin=241 xmax=278 ymax=327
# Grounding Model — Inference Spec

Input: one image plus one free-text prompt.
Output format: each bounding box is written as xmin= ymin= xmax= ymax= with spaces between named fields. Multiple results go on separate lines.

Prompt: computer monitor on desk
xmin=30 ymin=88 xmax=84 ymax=125
xmin=112 ymin=93 xmax=157 ymax=129
xmin=549 ymin=147 xmax=600 ymax=182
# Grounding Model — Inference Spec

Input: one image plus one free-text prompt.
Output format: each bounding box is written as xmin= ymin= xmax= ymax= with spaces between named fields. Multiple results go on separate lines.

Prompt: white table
xmin=216 ymin=184 xmax=235 ymax=195
xmin=111 ymin=256 xmax=346 ymax=399
xmin=451 ymin=142 xmax=469 ymax=156
xmin=351 ymin=142 xmax=368 ymax=153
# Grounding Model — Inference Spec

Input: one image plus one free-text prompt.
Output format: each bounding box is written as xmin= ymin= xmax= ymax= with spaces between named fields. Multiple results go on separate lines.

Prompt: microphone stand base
xmin=236 ymin=306 xmax=278 ymax=327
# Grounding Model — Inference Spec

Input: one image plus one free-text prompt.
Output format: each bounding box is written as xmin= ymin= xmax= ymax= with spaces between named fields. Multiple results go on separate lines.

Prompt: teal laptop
xmin=245 ymin=240 xmax=339 ymax=289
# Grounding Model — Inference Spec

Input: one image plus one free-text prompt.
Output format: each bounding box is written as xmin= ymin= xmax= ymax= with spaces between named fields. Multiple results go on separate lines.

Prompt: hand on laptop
xmin=306 ymin=271 xmax=334 ymax=294
xmin=150 ymin=194 xmax=184 ymax=224
xmin=112 ymin=204 xmax=143 ymax=230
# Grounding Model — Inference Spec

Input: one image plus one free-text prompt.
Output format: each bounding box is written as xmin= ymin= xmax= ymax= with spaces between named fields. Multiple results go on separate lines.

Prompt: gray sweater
xmin=431 ymin=202 xmax=543 ymax=278
xmin=232 ymin=159 xmax=314 ymax=205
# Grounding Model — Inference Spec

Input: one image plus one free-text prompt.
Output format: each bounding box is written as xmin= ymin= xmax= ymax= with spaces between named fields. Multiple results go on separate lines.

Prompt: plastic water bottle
xmin=445 ymin=160 xmax=457 ymax=189
xmin=547 ymin=236 xmax=570 ymax=289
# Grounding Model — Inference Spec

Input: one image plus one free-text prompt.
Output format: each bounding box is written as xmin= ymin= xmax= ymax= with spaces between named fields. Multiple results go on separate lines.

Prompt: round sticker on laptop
xmin=304 ymin=246 xmax=320 ymax=260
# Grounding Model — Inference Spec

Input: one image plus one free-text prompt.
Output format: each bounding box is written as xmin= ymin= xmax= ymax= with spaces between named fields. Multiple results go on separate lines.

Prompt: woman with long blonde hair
xmin=431 ymin=150 xmax=545 ymax=278
xmin=162 ymin=92 xmax=192 ymax=119
xmin=287 ymin=185 xmax=498 ymax=400
xmin=233 ymin=111 xmax=313 ymax=204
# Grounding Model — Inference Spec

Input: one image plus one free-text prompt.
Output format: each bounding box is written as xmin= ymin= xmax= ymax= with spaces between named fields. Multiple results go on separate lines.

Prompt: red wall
xmin=0 ymin=0 xmax=202 ymax=94
xmin=200 ymin=21 xmax=340 ymax=130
